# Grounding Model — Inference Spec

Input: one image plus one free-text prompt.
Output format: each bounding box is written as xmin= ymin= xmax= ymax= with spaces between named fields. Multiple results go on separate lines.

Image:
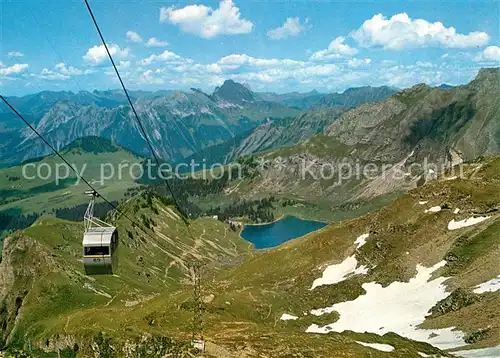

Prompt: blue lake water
xmin=240 ymin=216 xmax=327 ymax=249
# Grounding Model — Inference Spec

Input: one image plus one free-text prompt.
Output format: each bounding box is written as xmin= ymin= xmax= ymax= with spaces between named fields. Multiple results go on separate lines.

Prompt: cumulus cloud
xmin=0 ymin=63 xmax=29 ymax=76
xmin=310 ymin=36 xmax=359 ymax=61
xmin=267 ymin=17 xmax=310 ymax=40
xmin=139 ymin=50 xmax=187 ymax=65
xmin=137 ymin=69 xmax=165 ymax=85
xmin=160 ymin=0 xmax=253 ymax=39
xmin=83 ymin=44 xmax=129 ymax=65
xmin=217 ymin=54 xmax=304 ymax=69
xmin=37 ymin=68 xmax=70 ymax=81
xmin=126 ymin=31 xmax=143 ymax=43
xmin=351 ymin=13 xmax=490 ymax=49
xmin=8 ymin=51 xmax=24 ymax=57
xmin=147 ymin=37 xmax=169 ymax=47
xmin=33 ymin=63 xmax=91 ymax=81
xmin=347 ymin=58 xmax=372 ymax=68
xmin=474 ymin=46 xmax=500 ymax=62
xmin=231 ymin=63 xmax=339 ymax=85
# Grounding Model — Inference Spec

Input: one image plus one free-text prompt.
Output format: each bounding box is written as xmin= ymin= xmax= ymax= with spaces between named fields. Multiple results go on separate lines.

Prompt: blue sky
xmin=1 ymin=0 xmax=499 ymax=95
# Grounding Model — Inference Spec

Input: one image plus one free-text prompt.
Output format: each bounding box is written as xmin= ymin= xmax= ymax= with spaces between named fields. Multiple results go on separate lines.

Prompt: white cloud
xmin=55 ymin=63 xmax=88 ymax=76
xmin=217 ymin=53 xmax=304 ymax=69
xmin=37 ymin=68 xmax=70 ymax=81
xmin=310 ymin=36 xmax=359 ymax=61
xmin=160 ymin=0 xmax=253 ymax=39
xmin=126 ymin=31 xmax=143 ymax=43
xmin=351 ymin=13 xmax=490 ymax=49
xmin=118 ymin=61 xmax=131 ymax=69
xmin=267 ymin=17 xmax=310 ymax=40
xmin=347 ymin=58 xmax=372 ymax=68
xmin=32 ymin=63 xmax=91 ymax=81
xmin=474 ymin=46 xmax=500 ymax=62
xmin=139 ymin=50 xmax=187 ymax=65
xmin=0 ymin=63 xmax=29 ymax=76
xmin=8 ymin=51 xmax=24 ymax=57
xmin=232 ymin=63 xmax=339 ymax=84
xmin=83 ymin=44 xmax=130 ymax=65
xmin=137 ymin=69 xmax=165 ymax=85
xmin=147 ymin=37 xmax=169 ymax=47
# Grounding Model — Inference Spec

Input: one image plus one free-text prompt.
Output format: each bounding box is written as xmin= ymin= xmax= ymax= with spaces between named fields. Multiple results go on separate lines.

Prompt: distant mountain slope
xmin=0 ymin=136 xmax=143 ymax=216
xmin=184 ymin=107 xmax=346 ymax=166
xmin=0 ymin=82 xmax=298 ymax=167
xmin=214 ymin=68 xmax=500 ymax=211
xmin=319 ymin=85 xmax=397 ymax=108
xmin=258 ymin=86 xmax=397 ymax=110
xmin=323 ymin=68 xmax=500 ymax=163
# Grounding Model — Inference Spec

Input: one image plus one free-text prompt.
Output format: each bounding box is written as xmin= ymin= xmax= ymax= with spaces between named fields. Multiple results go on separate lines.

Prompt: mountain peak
xmin=473 ymin=67 xmax=500 ymax=83
xmin=212 ymin=79 xmax=256 ymax=104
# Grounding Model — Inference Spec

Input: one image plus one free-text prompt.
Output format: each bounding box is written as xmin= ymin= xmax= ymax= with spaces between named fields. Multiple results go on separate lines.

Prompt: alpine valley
xmin=0 ymin=68 xmax=499 ymax=358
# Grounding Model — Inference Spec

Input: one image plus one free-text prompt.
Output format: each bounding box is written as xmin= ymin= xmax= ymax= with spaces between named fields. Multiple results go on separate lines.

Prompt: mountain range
xmin=0 ymin=68 xmax=499 ymax=356
xmin=0 ymin=81 xmax=397 ymax=168
xmin=211 ymin=68 xmax=500 ymax=215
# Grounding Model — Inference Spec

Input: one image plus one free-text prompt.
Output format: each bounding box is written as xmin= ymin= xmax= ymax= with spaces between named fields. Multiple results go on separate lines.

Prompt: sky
xmin=1 ymin=0 xmax=499 ymax=96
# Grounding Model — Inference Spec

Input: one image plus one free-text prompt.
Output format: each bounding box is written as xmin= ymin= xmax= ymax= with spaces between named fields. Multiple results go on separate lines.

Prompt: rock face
xmin=212 ymin=79 xmax=256 ymax=104
xmin=324 ymin=68 xmax=500 ymax=164
xmin=232 ymin=68 xmax=500 ymax=205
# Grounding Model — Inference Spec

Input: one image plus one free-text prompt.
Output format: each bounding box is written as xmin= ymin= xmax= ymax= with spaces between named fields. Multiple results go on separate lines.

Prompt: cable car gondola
xmin=82 ymin=191 xmax=118 ymax=275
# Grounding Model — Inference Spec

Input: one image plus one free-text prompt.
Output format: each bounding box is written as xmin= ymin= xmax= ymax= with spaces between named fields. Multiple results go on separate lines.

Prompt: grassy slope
xmin=0 ymin=193 xmax=253 ymax=355
xmin=3 ymin=154 xmax=499 ymax=356
xmin=0 ymin=144 xmax=142 ymax=215
xmin=194 ymin=156 xmax=500 ymax=356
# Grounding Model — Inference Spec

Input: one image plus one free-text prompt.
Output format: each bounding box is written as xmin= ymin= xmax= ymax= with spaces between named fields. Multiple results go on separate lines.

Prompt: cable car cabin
xmin=82 ymin=227 xmax=118 ymax=275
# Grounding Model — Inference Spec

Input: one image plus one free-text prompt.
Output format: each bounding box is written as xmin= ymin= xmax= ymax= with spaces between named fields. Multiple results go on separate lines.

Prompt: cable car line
xmin=83 ymin=0 xmax=190 ymax=224
xmin=0 ymin=94 xmax=165 ymax=246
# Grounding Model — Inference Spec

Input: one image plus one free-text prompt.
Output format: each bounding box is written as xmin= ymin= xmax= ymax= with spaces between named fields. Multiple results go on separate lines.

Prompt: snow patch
xmin=454 ymin=208 xmax=460 ymax=214
xmin=153 ymin=129 xmax=161 ymax=141
xmin=448 ymin=216 xmax=490 ymax=230
xmin=200 ymin=107 xmax=214 ymax=115
xmin=280 ymin=313 xmax=298 ymax=321
xmin=473 ymin=275 xmax=500 ymax=294
xmin=306 ymin=261 xmax=466 ymax=349
xmin=310 ymin=255 xmax=369 ymax=290
xmin=418 ymin=353 xmax=431 ymax=357
xmin=425 ymin=206 xmax=442 ymax=213
xmin=453 ymin=346 xmax=500 ymax=358
xmin=419 ymin=201 xmax=429 ymax=205
xmin=355 ymin=341 xmax=394 ymax=352
xmin=354 ymin=234 xmax=370 ymax=249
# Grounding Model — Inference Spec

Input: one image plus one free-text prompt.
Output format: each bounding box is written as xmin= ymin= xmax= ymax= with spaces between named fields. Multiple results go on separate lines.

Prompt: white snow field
xmin=448 ymin=217 xmax=491 ymax=230
xmin=310 ymin=255 xmax=369 ymax=290
xmin=473 ymin=275 xmax=500 ymax=294
xmin=355 ymin=341 xmax=395 ymax=352
xmin=354 ymin=233 xmax=370 ymax=249
xmin=453 ymin=346 xmax=500 ymax=358
xmin=280 ymin=313 xmax=298 ymax=321
xmin=306 ymin=261 xmax=466 ymax=349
